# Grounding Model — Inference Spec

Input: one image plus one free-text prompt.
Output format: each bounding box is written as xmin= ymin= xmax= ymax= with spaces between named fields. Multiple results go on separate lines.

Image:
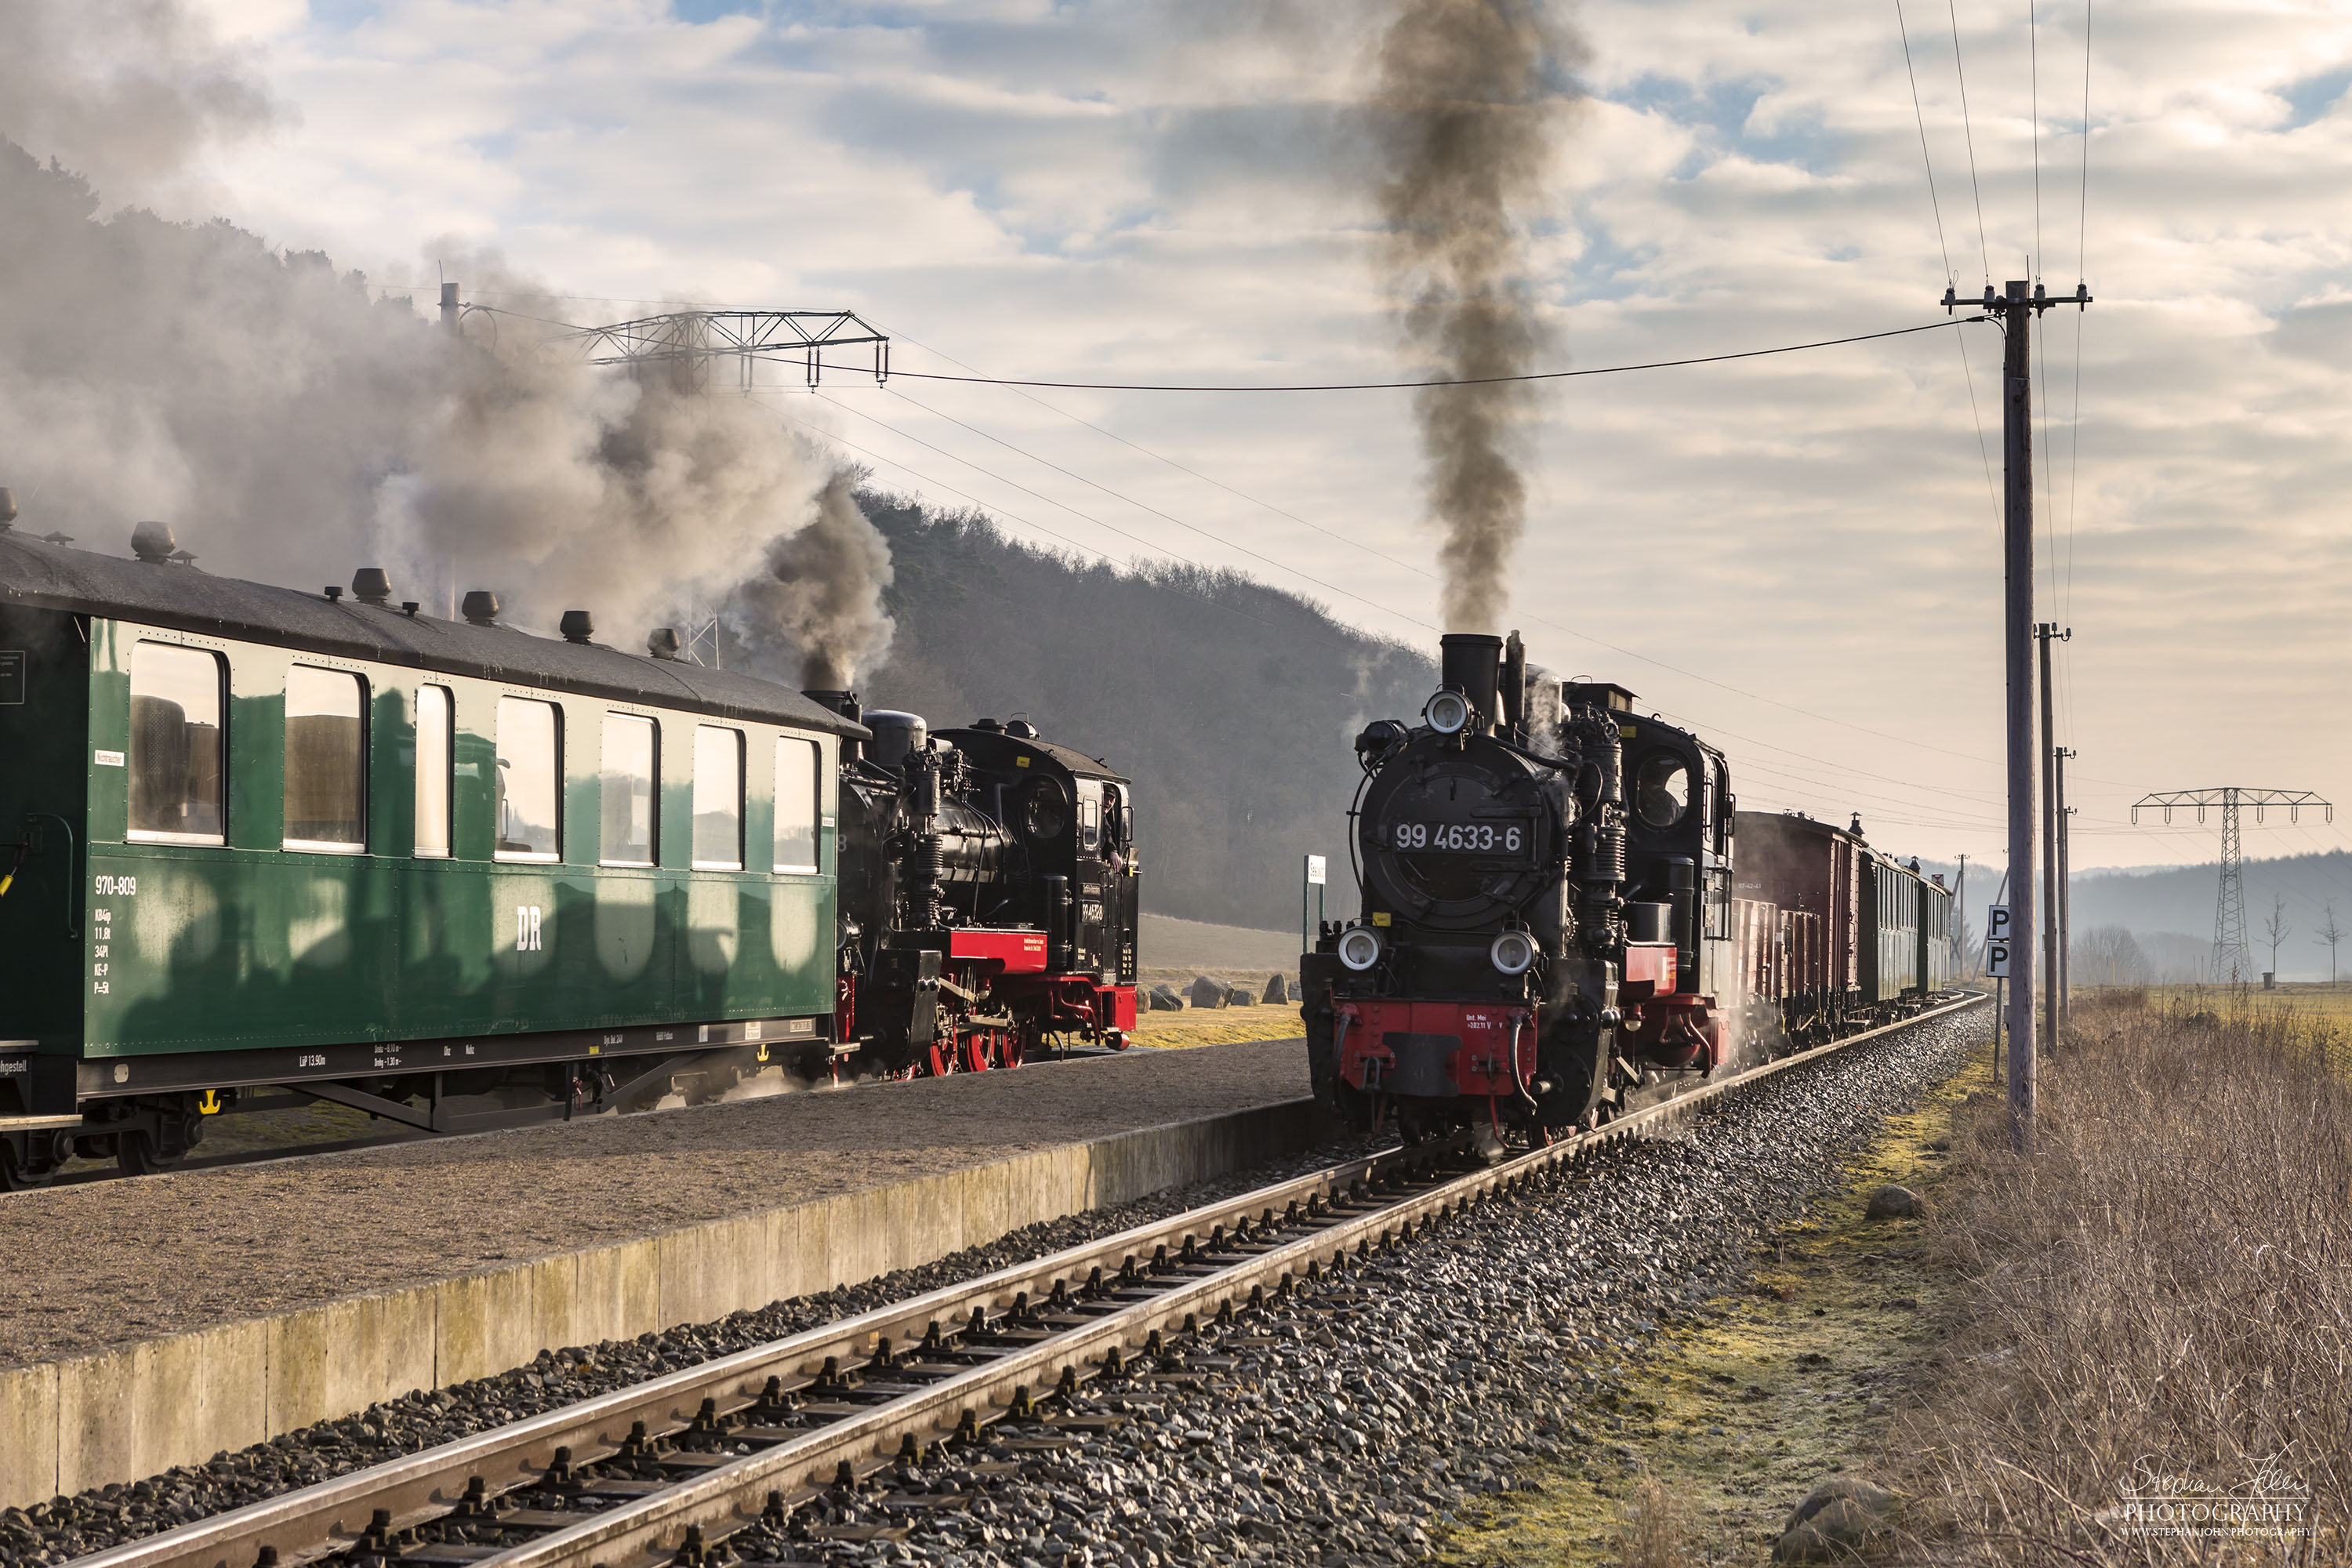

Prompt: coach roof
xmin=0 ymin=532 xmax=868 ymax=739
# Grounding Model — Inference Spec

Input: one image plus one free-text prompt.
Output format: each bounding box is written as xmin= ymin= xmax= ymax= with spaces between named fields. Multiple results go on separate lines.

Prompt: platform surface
xmin=0 ymin=1037 xmax=1311 ymax=1370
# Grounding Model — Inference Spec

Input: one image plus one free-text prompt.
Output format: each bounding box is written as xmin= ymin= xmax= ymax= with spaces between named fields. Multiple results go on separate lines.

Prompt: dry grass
xmin=1893 ymin=990 xmax=2352 ymax=1563
xmin=1608 ymin=1469 xmax=1700 ymax=1568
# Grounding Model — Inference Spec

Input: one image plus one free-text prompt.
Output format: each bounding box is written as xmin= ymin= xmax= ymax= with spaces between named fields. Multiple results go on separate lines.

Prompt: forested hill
xmin=735 ymin=492 xmax=1438 ymax=931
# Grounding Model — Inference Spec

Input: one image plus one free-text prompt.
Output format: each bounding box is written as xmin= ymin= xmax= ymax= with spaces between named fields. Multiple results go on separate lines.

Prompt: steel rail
xmin=70 ymin=993 xmax=1984 ymax=1568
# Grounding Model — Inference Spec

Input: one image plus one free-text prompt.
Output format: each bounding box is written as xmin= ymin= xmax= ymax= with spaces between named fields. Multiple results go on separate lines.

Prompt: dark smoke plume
xmin=746 ymin=472 xmax=897 ymax=689
xmin=1374 ymin=0 xmax=1580 ymax=632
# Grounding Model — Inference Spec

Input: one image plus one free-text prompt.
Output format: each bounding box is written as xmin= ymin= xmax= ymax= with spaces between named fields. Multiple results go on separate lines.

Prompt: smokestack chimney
xmin=440 ymin=281 xmax=460 ymax=335
xmin=1439 ymin=633 xmax=1504 ymax=735
xmin=1500 ymin=630 xmax=1526 ymax=732
xmin=647 ymin=627 xmax=683 ymax=660
xmin=351 ymin=568 xmax=392 ymax=606
xmin=559 ymin=610 xmax=595 ymax=644
xmin=461 ymin=590 xmax=500 ymax=626
xmin=0 ymin=488 xmax=15 ymax=533
xmin=131 ymin=521 xmax=176 ymax=564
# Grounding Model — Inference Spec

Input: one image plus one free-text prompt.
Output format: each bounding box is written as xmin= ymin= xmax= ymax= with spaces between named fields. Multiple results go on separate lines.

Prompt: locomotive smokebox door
xmin=869 ymin=947 xmax=942 ymax=1051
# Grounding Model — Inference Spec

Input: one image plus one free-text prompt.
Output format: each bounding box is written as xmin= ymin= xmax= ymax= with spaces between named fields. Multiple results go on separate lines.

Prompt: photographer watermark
xmin=2102 ymin=1450 xmax=2314 ymax=1541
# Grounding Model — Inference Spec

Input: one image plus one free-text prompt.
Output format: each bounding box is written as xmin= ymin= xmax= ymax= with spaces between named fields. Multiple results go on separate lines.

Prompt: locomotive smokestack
xmin=1500 ymin=630 xmax=1526 ymax=732
xmin=1439 ymin=633 xmax=1504 ymax=734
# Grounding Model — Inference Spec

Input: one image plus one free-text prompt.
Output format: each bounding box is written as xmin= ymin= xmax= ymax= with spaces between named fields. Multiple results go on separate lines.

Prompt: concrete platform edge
xmin=0 ymin=1095 xmax=1332 ymax=1508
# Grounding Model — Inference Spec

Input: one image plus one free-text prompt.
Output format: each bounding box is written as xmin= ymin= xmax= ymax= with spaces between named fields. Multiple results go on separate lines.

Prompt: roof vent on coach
xmin=351 ymin=568 xmax=392 ymax=605
xmin=131 ymin=520 xmax=176 ymax=563
xmin=560 ymin=610 xmax=595 ymax=644
xmin=647 ymin=627 xmax=683 ymax=659
xmin=461 ymin=590 xmax=500 ymax=626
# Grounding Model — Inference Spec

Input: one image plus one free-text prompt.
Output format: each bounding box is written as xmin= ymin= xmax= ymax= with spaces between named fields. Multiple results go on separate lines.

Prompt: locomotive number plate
xmin=1388 ymin=821 xmax=1524 ymax=853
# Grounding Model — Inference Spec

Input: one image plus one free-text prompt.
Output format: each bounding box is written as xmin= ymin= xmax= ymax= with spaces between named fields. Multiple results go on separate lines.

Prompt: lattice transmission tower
xmin=2132 ymin=788 xmax=2334 ymax=983
xmin=557 ymin=310 xmax=892 ymax=664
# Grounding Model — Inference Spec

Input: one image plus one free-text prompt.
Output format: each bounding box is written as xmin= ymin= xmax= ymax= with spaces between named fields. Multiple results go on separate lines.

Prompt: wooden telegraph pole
xmin=1951 ymin=277 xmax=2089 ymax=1151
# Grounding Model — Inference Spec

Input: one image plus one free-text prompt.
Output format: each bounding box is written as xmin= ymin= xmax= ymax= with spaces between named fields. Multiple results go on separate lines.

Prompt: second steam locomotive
xmin=1304 ymin=632 xmax=1953 ymax=1147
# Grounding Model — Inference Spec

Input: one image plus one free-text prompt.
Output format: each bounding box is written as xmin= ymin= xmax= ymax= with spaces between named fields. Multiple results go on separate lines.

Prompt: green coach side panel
xmin=0 ymin=604 xmax=90 ymax=1072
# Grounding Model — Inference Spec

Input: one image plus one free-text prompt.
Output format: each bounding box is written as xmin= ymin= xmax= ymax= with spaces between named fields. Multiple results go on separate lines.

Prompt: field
xmin=2137 ymin=978 xmax=2352 ymax=1025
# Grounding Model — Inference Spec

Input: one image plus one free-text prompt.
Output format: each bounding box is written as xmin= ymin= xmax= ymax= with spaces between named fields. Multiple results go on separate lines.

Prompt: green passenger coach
xmin=0 ymin=524 xmax=866 ymax=1186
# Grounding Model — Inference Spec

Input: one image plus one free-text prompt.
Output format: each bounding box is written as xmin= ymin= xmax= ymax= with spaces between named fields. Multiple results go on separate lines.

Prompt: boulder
xmin=1773 ymin=1476 xmax=1899 ymax=1563
xmin=1865 ymin=1185 xmax=1925 ymax=1220
xmin=1225 ymin=985 xmax=1255 ymax=1007
xmin=1262 ymin=973 xmax=1291 ymax=1004
xmin=1186 ymin=975 xmax=1229 ymax=1010
xmin=1148 ymin=984 xmax=1185 ymax=1012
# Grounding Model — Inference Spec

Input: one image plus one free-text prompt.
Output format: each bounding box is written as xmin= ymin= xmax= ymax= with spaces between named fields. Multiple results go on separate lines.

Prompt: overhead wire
xmin=806 ymin=319 xmax=1980 ymax=393
xmin=1946 ymin=0 xmax=1994 ymax=285
xmin=741 ymin=392 xmax=1362 ymax=653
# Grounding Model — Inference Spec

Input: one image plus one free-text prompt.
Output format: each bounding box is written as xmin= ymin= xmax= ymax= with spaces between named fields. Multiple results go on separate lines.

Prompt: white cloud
xmin=56 ymin=0 xmax=2352 ymax=873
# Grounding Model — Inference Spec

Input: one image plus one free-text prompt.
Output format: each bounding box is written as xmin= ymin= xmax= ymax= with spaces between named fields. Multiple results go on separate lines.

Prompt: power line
xmin=872 ymin=325 xmax=1441 ymax=587
xmin=1946 ymin=0 xmax=1994 ymax=283
xmin=818 ymin=319 xmax=1980 ymax=394
xmin=744 ymin=394 xmax=1362 ymax=654
xmin=876 ymin=383 xmax=1437 ymax=638
xmin=1893 ymin=0 xmax=1958 ymax=285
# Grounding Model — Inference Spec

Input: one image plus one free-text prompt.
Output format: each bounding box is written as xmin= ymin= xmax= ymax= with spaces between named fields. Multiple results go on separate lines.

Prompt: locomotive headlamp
xmin=1490 ymin=929 xmax=1537 ymax=976
xmin=1336 ymin=924 xmax=1386 ymax=972
xmin=1425 ymin=688 xmax=1472 ymax=736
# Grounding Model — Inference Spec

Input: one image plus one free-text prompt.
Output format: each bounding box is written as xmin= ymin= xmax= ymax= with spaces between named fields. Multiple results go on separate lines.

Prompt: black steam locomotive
xmin=808 ymin=694 xmax=1141 ymax=1075
xmin=1302 ymin=632 xmax=1951 ymax=1149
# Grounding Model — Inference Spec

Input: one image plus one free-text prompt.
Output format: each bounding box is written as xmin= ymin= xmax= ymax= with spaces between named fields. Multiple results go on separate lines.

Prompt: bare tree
xmin=2073 ymin=925 xmax=2150 ymax=988
xmin=2264 ymin=894 xmax=2292 ymax=981
xmin=2318 ymin=902 xmax=2346 ymax=987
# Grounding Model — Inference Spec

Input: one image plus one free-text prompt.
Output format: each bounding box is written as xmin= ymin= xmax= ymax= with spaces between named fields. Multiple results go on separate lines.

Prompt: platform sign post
xmin=1986 ymin=905 xmax=2012 ymax=1080
xmin=1302 ymin=855 xmax=1327 ymax=954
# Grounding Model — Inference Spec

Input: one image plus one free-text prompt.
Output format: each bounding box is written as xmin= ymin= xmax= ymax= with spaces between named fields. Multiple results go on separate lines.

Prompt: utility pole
xmin=1955 ymin=853 xmax=1969 ymax=976
xmin=1951 ymin=276 xmax=2086 ymax=1150
xmin=2056 ymin=749 xmax=2074 ymax=1029
xmin=2132 ymin=789 xmax=2334 ymax=985
xmin=2035 ymin=625 xmax=2068 ymax=1053
xmin=440 ymin=281 xmax=461 ymax=334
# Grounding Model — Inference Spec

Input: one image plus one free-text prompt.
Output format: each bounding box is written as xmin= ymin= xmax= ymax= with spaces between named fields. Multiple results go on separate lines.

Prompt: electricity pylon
xmin=2131 ymin=789 xmax=2334 ymax=984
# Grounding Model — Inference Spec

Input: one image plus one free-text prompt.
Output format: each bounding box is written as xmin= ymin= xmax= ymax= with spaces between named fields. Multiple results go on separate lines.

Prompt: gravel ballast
xmin=0 ymin=1037 xmax=1311 ymax=1369
xmin=10 ymin=1005 xmax=1983 ymax=1568
xmin=727 ymin=1006 xmax=1986 ymax=1567
xmin=0 ymin=1133 xmax=1392 ymax=1566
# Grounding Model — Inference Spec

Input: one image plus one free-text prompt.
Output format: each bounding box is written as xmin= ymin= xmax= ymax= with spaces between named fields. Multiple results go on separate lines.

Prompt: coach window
xmin=601 ymin=713 xmax=658 ymax=867
xmin=773 ymin=735 xmax=818 ymax=874
xmin=693 ymin=724 xmax=743 ymax=870
xmin=494 ymin=697 xmax=561 ymax=862
xmin=128 ymin=641 xmax=226 ymax=844
xmin=414 ymin=685 xmax=452 ymax=858
xmin=285 ymin=667 xmax=367 ymax=851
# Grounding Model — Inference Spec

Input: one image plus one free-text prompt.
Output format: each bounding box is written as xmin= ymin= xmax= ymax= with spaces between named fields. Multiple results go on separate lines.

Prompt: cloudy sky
xmin=25 ymin=0 xmax=2352 ymax=883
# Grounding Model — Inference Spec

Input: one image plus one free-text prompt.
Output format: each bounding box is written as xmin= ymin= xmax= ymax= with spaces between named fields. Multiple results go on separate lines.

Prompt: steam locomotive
xmin=1302 ymin=632 xmax=1953 ymax=1148
xmin=810 ymin=695 xmax=1140 ymax=1076
xmin=0 ymin=518 xmax=1138 ymax=1186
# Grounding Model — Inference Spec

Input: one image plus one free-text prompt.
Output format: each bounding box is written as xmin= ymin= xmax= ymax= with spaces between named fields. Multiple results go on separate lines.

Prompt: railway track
xmin=72 ymin=993 xmax=1984 ymax=1568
